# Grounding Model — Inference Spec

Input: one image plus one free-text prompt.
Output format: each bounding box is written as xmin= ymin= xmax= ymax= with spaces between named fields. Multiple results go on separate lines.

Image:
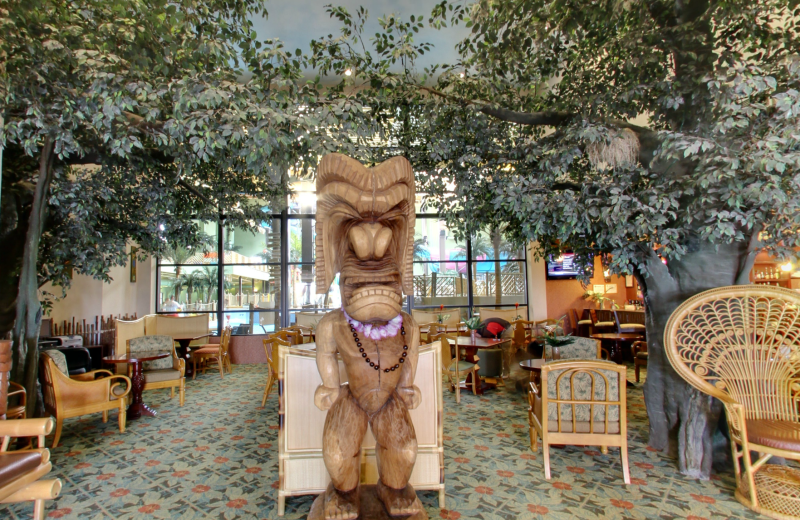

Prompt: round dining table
xmin=104 ymin=351 xmax=169 ymax=420
xmin=519 ymin=358 xmax=545 ymax=386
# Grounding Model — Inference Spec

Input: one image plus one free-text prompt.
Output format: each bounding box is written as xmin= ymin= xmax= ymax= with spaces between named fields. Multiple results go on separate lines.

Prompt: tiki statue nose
xmin=349 ymin=222 xmax=393 ymax=260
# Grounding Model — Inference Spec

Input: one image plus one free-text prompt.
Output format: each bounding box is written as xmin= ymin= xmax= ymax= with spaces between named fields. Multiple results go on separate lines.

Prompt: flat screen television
xmin=546 ymin=252 xmax=593 ymax=280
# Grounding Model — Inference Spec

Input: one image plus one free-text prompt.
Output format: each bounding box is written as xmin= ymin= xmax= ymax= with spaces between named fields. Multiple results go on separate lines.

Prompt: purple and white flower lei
xmin=343 ymin=308 xmax=403 ymax=340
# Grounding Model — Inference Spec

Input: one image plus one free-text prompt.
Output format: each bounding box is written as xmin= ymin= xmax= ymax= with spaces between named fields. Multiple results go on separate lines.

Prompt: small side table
xmin=104 ymin=351 xmax=169 ymax=420
xmin=519 ymin=358 xmax=545 ymax=384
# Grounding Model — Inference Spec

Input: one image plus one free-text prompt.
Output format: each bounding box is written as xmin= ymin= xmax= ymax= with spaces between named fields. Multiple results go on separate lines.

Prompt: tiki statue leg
xmin=371 ymin=392 xmax=420 ymax=516
xmin=322 ymin=386 xmax=369 ymax=520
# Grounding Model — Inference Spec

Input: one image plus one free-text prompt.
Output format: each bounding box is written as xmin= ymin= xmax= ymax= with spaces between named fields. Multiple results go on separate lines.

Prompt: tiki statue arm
xmin=314 ymin=317 xmax=341 ymax=411
xmin=397 ymin=319 xmax=421 ymax=409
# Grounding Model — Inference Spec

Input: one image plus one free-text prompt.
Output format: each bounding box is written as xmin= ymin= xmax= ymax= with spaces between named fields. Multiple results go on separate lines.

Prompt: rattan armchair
xmin=272 ymin=329 xmax=303 ymax=346
xmin=665 ymin=285 xmax=800 ymax=520
xmin=1 ymin=340 xmax=62 ymax=520
xmin=127 ymin=335 xmax=185 ymax=407
xmin=262 ymin=336 xmax=290 ymax=406
xmin=528 ymin=359 xmax=629 ymax=483
xmin=39 ymin=350 xmax=131 ymax=448
xmin=541 ymin=336 xmax=607 ymax=361
xmin=191 ymin=326 xmax=232 ymax=380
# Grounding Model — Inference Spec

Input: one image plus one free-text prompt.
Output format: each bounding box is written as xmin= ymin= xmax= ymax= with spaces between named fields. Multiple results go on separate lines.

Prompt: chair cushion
xmin=42 ymin=349 xmax=69 ymax=375
xmin=620 ymin=323 xmax=646 ymax=330
xmin=144 ymin=369 xmax=181 ymax=383
xmin=447 ymin=360 xmax=479 ymax=372
xmin=477 ymin=348 xmax=503 ymax=377
xmin=533 ymin=395 xmax=621 ymax=433
xmin=129 ymin=335 xmax=175 ymax=370
xmin=193 ymin=347 xmax=219 ymax=356
xmin=111 ymin=385 xmax=128 ymax=397
xmin=0 ymin=451 xmax=43 ymax=484
xmin=545 ymin=360 xmax=620 ymax=422
xmin=594 ymin=321 xmax=615 ymax=327
xmin=746 ymin=420 xmax=800 ymax=452
xmin=577 ymin=320 xmax=592 ymax=325
xmin=635 ymin=352 xmax=649 ymax=360
xmin=544 ymin=337 xmax=598 ymax=360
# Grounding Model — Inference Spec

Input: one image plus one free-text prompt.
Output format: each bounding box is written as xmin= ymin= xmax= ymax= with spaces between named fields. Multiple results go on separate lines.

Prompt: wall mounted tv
xmin=546 ymin=252 xmax=594 ymax=280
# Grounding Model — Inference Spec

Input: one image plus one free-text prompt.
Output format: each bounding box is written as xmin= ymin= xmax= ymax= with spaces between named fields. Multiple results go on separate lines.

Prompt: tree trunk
xmin=640 ymin=236 xmax=756 ymax=479
xmin=12 ymin=138 xmax=55 ymax=417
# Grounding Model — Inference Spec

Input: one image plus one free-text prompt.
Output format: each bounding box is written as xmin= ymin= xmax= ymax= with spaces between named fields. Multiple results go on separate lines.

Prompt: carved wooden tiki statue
xmin=310 ymin=154 xmax=425 ymax=520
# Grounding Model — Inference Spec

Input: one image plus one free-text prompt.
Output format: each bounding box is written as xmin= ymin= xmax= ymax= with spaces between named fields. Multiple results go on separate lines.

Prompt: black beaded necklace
xmin=350 ymin=324 xmax=409 ymax=373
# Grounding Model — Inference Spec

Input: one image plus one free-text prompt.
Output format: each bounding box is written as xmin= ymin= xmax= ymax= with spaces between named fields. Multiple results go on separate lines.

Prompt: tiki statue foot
xmin=376 ymin=480 xmax=421 ymax=517
xmin=323 ymin=484 xmax=360 ymax=520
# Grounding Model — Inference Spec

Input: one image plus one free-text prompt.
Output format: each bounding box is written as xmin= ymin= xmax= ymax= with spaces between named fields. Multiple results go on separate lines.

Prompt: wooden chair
xmin=614 ymin=310 xmax=646 ymax=334
xmin=569 ymin=309 xmax=593 ymax=337
xmin=127 ymin=335 xmax=185 ymax=407
xmin=287 ymin=325 xmax=314 ymax=344
xmin=534 ymin=317 xmax=566 ymax=337
xmin=511 ymin=319 xmax=536 ymax=352
xmin=191 ymin=326 xmax=233 ymax=379
xmin=631 ymin=341 xmax=647 ymax=383
xmin=589 ymin=308 xmax=615 ymax=334
xmin=418 ymin=322 xmax=446 ymax=344
xmin=528 ymin=359 xmax=629 ymax=483
xmin=1 ymin=340 xmax=62 ymax=520
xmin=39 ymin=349 xmax=131 ymax=448
xmin=664 ymin=285 xmax=800 ymax=519
xmin=273 ymin=329 xmax=303 ymax=346
xmin=262 ymin=336 xmax=290 ymax=406
xmin=430 ymin=332 xmax=480 ymax=403
xmin=6 ymin=382 xmax=26 ymax=420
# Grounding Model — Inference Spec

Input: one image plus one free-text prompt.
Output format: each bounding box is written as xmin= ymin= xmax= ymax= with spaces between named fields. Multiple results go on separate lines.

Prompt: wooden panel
xmin=283 ymin=458 xmax=330 ymax=492
xmin=151 ymin=315 xmax=209 ymax=338
xmin=279 ymin=342 xmax=444 ymax=502
xmin=115 ymin=318 xmax=145 ymax=358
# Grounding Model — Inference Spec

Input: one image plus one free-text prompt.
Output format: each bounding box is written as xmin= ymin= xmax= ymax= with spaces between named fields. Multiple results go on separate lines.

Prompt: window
xmin=156 ymin=193 xmax=528 ymax=334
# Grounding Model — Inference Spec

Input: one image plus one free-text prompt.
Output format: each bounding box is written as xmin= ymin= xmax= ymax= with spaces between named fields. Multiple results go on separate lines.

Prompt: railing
xmin=413 ymin=272 xmax=525 ymax=297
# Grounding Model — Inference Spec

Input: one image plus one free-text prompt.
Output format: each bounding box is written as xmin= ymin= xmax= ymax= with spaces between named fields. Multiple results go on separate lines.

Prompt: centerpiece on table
xmin=464 ymin=316 xmax=481 ymax=340
xmin=539 ymin=329 xmax=576 ymax=361
xmin=582 ymin=289 xmax=619 ymax=310
xmin=436 ymin=304 xmax=450 ymax=324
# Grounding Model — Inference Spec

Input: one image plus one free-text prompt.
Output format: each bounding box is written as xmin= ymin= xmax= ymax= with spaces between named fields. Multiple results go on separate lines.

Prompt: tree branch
xmin=734 ymin=225 xmax=762 ymax=285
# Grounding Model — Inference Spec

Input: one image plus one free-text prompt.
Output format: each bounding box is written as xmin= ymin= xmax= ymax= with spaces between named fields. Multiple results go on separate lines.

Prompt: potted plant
xmin=464 ymin=316 xmax=481 ymax=340
xmin=582 ymin=290 xmax=619 ymax=310
xmin=539 ymin=330 xmax=576 ymax=361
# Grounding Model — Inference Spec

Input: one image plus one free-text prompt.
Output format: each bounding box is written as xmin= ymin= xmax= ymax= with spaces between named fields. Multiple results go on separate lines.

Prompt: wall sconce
xmin=603 ymin=269 xmax=611 ymax=282
xmin=781 ymin=262 xmax=793 ymax=273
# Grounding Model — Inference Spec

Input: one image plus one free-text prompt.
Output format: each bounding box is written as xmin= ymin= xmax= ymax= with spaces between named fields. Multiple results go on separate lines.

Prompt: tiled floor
xmin=4 ymin=364 xmax=760 ymax=519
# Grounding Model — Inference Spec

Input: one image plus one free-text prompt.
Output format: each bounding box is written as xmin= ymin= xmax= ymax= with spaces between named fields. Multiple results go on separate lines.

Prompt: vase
xmin=551 ymin=346 xmax=561 ymax=361
xmin=470 ymin=329 xmax=478 ymax=341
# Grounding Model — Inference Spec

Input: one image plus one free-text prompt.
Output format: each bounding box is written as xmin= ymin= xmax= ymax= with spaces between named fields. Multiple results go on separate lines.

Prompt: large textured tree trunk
xmin=640 ymin=236 xmax=756 ymax=479
xmin=12 ymin=138 xmax=55 ymax=417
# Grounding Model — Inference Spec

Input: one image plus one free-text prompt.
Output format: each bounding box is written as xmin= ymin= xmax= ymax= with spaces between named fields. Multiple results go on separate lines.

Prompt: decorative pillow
xmin=546 ymin=361 xmax=620 ymax=423
xmin=478 ymin=318 xmax=510 ymax=338
xmin=42 ymin=349 xmax=69 ymax=375
xmin=129 ymin=335 xmax=176 ymax=371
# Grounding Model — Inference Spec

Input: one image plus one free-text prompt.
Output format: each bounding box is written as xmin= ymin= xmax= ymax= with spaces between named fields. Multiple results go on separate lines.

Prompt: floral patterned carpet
xmin=4 ymin=364 xmax=762 ymax=520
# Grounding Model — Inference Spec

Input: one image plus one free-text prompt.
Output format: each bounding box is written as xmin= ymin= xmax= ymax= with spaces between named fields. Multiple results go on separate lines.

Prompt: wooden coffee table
xmin=104 ymin=351 xmax=169 ymax=420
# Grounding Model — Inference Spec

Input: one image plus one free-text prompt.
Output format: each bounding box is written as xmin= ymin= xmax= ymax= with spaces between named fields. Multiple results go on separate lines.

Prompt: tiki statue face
xmin=315 ymin=154 xmax=415 ymax=323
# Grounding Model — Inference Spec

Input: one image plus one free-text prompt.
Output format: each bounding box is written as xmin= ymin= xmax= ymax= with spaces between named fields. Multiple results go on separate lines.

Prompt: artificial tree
xmin=0 ymin=0 xmax=374 ymax=416
xmin=312 ymin=0 xmax=800 ymax=478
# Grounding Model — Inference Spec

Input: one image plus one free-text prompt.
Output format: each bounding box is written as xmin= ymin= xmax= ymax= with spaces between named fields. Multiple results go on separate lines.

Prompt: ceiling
xmin=252 ymin=0 xmax=470 ymax=71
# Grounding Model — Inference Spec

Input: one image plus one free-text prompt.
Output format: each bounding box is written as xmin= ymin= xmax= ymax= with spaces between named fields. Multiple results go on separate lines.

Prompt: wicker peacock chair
xmin=664 ymin=285 xmax=800 ymax=520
